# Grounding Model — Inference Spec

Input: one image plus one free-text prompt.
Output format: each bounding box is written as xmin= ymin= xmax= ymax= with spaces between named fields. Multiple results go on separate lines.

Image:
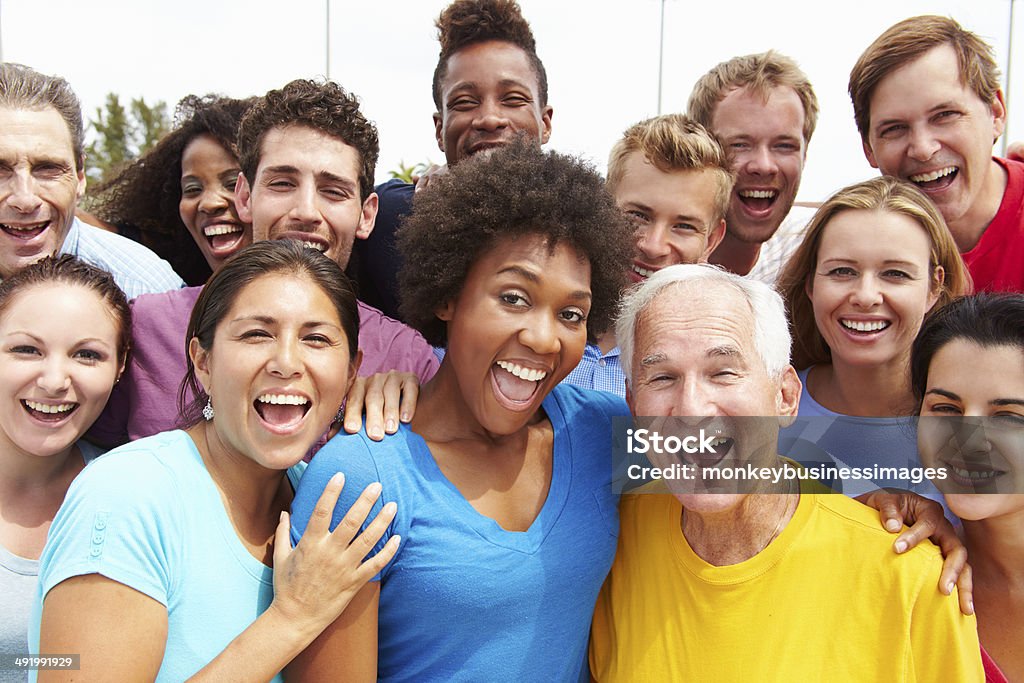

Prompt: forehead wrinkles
xmin=635 ymin=283 xmax=755 ymax=359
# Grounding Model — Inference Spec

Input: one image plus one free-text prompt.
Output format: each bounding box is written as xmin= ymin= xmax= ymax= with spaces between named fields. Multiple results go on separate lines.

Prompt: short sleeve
xmin=290 ymin=431 xmax=397 ymax=580
xmin=38 ymin=450 xmax=184 ymax=607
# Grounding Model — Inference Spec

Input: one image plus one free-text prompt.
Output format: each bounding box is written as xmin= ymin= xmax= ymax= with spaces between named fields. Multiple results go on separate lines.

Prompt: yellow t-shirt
xmin=590 ymin=490 xmax=983 ymax=682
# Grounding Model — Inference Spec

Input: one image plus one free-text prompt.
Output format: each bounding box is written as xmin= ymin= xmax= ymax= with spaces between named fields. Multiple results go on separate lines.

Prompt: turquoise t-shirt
xmin=30 ymin=430 xmax=303 ymax=682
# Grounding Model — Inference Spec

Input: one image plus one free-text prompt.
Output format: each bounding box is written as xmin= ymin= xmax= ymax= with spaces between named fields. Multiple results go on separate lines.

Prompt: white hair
xmin=616 ymin=264 xmax=792 ymax=381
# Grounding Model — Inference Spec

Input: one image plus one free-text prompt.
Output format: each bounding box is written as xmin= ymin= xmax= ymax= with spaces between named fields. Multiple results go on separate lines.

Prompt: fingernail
xmin=401 ymin=412 xmax=411 ymax=423
xmin=383 ymin=501 xmax=397 ymax=515
xmin=946 ymin=581 xmax=955 ymax=594
xmin=885 ymin=519 xmax=901 ymax=532
xmin=386 ymin=419 xmax=397 ymax=433
xmin=280 ymin=511 xmax=287 ymax=522
xmin=371 ymin=427 xmax=383 ymax=439
xmin=330 ymin=472 xmax=344 ymax=486
xmin=368 ymin=482 xmax=382 ymax=497
xmin=894 ymin=540 xmax=907 ymax=553
xmin=968 ymin=600 xmax=974 ymax=614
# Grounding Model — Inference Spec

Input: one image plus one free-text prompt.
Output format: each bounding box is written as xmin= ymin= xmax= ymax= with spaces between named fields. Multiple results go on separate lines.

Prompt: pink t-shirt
xmin=961 ymin=157 xmax=1024 ymax=293
xmin=90 ymin=286 xmax=438 ymax=445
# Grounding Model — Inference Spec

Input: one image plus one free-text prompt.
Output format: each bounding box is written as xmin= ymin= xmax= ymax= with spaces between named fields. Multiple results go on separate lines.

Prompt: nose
xmin=850 ymin=274 xmax=883 ymax=308
xmin=37 ymin=357 xmax=72 ymax=394
xmin=954 ymin=417 xmax=993 ymax=457
xmin=672 ymin=380 xmax=716 ymax=418
xmin=518 ymin=310 xmax=561 ymax=356
xmin=198 ymin=186 xmax=230 ymax=215
xmin=907 ymin=127 xmax=940 ymax=162
xmin=472 ymin=99 xmax=510 ymax=132
xmin=636 ymin=224 xmax=671 ymax=261
xmin=5 ymin=170 xmax=43 ymax=213
xmin=287 ymin=184 xmax=321 ymax=226
xmin=745 ymin=144 xmax=778 ymax=176
xmin=267 ymin=337 xmax=303 ymax=379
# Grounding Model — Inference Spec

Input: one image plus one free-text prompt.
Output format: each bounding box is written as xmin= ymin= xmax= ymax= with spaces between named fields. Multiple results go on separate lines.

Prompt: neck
xmin=188 ymin=422 xmax=288 ymax=521
xmin=595 ymin=329 xmax=617 ymax=354
xmin=0 ymin=439 xmax=80 ymax=496
xmin=681 ymin=488 xmax=798 ymax=566
xmin=810 ymin=360 xmax=915 ymax=417
xmin=708 ymin=232 xmax=761 ymax=276
xmin=946 ymin=157 xmax=1008 ymax=252
xmin=962 ymin=509 xmax=1024 ymax=583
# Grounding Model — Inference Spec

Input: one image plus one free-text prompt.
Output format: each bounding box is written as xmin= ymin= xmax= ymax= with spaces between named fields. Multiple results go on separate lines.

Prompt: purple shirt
xmin=90 ymin=286 xmax=439 ymax=445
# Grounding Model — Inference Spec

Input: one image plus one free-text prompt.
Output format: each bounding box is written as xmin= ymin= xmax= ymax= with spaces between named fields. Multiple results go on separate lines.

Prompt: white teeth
xmin=25 ymin=400 xmax=76 ymax=414
xmin=1 ymin=221 xmax=49 ymax=231
xmin=841 ymin=319 xmax=890 ymax=332
xmin=300 ymin=241 xmax=326 ymax=252
xmin=496 ymin=360 xmax=548 ymax=382
xmin=739 ymin=190 xmax=777 ymax=199
xmin=909 ymin=166 xmax=957 ymax=183
xmin=633 ymin=264 xmax=655 ymax=278
xmin=257 ymin=394 xmax=309 ymax=405
xmin=203 ymin=224 xmax=243 ymax=236
xmin=711 ymin=437 xmax=729 ymax=447
xmin=950 ymin=465 xmax=1000 ymax=481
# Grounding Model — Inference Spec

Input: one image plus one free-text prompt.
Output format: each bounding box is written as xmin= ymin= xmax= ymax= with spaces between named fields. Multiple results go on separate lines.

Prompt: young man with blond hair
xmin=563 ymin=114 xmax=731 ymax=396
xmin=687 ymin=51 xmax=819 ymax=283
xmin=850 ymin=15 xmax=1021 ymax=292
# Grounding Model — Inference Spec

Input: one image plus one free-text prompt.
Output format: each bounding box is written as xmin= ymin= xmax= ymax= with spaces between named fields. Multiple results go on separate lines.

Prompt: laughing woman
xmin=288 ymin=140 xmax=635 ymax=681
xmin=914 ymin=294 xmax=1024 ymax=683
xmin=778 ymin=176 xmax=971 ymax=496
xmin=32 ymin=242 xmax=398 ymax=682
xmin=0 ymin=256 xmax=128 ymax=680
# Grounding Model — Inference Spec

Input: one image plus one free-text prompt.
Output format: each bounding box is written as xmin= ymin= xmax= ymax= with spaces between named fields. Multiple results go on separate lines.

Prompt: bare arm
xmin=285 ymin=582 xmax=380 ymax=682
xmin=38 ymin=476 xmax=397 ymax=682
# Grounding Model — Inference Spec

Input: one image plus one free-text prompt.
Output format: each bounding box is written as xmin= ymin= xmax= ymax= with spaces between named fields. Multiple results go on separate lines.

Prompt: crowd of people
xmin=0 ymin=0 xmax=1021 ymax=681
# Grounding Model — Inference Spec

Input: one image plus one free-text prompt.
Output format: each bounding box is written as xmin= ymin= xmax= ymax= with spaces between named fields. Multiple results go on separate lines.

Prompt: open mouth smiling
xmin=908 ymin=166 xmax=958 ymax=192
xmin=1 ymin=220 xmax=50 ymax=240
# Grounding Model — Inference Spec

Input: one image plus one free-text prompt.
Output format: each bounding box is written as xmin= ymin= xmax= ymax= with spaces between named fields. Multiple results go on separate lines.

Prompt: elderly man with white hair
xmin=589 ymin=264 xmax=983 ymax=681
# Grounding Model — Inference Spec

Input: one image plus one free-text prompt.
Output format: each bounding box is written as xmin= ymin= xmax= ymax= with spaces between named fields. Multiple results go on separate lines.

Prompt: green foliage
xmin=85 ymin=93 xmax=170 ymax=186
xmin=389 ymin=160 xmax=432 ymax=184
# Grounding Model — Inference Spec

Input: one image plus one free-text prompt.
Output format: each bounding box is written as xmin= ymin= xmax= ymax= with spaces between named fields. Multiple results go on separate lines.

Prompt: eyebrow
xmin=926 ymin=388 xmax=1024 ymax=408
xmin=447 ymin=78 xmax=533 ymax=95
xmin=496 ymin=265 xmax=592 ymax=301
xmin=231 ymin=316 xmax=341 ymax=329
xmin=640 ymin=352 xmax=668 ymax=368
xmin=707 ymin=344 xmax=741 ymax=359
xmin=4 ymin=331 xmax=112 ymax=347
xmin=819 ymin=257 xmax=921 ymax=268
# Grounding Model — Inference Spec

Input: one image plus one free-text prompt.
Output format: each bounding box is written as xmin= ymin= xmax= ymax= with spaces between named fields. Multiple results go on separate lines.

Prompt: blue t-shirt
xmin=31 ymin=431 xmax=303 ymax=683
xmin=291 ymin=385 xmax=626 ymax=682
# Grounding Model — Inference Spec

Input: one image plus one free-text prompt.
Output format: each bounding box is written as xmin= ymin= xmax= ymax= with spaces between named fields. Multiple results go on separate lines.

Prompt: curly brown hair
xmin=398 ymin=137 xmax=632 ymax=346
xmin=431 ymin=0 xmax=547 ymax=110
xmin=238 ymin=79 xmax=378 ymax=203
xmin=89 ymin=95 xmax=255 ymax=285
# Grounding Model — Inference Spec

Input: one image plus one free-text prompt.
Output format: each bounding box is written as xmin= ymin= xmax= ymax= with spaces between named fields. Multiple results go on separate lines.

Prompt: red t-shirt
xmin=962 ymin=157 xmax=1024 ymax=293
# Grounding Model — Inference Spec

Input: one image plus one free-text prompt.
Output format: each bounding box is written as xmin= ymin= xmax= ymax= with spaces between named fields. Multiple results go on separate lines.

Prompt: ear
xmin=435 ymin=299 xmax=455 ymax=323
xmin=355 ymin=192 xmax=378 ymax=240
xmin=433 ymin=112 xmax=446 ymax=153
xmin=345 ymin=349 xmax=364 ymax=396
xmin=76 ymin=164 xmax=87 ymax=202
xmin=189 ymin=337 xmax=212 ymax=395
xmin=803 ymin=271 xmax=814 ymax=300
xmin=625 ymin=380 xmax=635 ymax=416
xmin=235 ymin=172 xmax=254 ymax=224
xmin=926 ymin=265 xmax=945 ymax=313
xmin=862 ymin=138 xmax=879 ymax=170
xmin=991 ymin=89 xmax=1007 ymax=142
xmin=702 ymin=218 xmax=727 ymax=261
xmin=775 ymin=365 xmax=802 ymax=426
xmin=540 ymin=105 xmax=553 ymax=145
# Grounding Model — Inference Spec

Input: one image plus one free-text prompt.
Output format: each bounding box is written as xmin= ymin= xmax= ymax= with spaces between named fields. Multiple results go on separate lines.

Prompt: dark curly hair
xmin=398 ymin=137 xmax=632 ymax=346
xmin=89 ymin=95 xmax=256 ymax=285
xmin=238 ymin=79 xmax=378 ymax=203
xmin=431 ymin=0 xmax=548 ymax=110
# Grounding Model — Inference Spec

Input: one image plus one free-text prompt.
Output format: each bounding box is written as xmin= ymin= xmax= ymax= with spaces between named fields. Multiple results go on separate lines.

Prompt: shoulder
xmin=73 ymin=221 xmax=185 ymax=296
xmin=355 ymin=301 xmax=438 ymax=378
xmin=548 ymin=384 xmax=629 ymax=422
xmin=71 ymin=431 xmax=199 ymax=499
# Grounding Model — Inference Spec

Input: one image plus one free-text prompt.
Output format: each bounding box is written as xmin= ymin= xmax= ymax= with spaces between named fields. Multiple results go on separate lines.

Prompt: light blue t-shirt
xmin=291 ymin=384 xmax=626 ymax=682
xmin=31 ymin=431 xmax=303 ymax=682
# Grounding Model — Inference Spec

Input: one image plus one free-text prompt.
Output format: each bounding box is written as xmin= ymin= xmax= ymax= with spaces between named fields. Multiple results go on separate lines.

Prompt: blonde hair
xmin=778 ymin=176 xmax=973 ymax=370
xmin=606 ymin=114 xmax=734 ymax=224
xmin=849 ymin=15 xmax=1001 ymax=142
xmin=687 ymin=50 xmax=819 ymax=145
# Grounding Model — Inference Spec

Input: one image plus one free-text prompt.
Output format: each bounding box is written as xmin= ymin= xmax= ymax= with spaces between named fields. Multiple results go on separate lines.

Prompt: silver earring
xmin=202 ymin=397 xmax=214 ymax=421
xmin=334 ymin=406 xmax=345 ymax=423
